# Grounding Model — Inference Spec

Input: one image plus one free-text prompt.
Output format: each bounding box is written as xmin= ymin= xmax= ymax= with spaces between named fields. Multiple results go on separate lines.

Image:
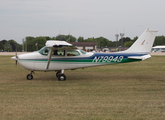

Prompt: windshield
xmin=38 ymin=46 xmax=49 ymax=55
xmin=80 ymin=49 xmax=86 ymax=54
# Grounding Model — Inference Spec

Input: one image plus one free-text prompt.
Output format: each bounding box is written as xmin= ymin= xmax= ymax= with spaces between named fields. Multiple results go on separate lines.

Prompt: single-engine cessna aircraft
xmin=12 ymin=29 xmax=158 ymax=81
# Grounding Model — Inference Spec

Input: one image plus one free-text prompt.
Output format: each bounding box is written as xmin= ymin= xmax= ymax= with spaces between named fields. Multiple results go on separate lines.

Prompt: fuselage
xmin=17 ymin=47 xmax=143 ymax=71
xmin=10 ymin=30 xmax=158 ymax=81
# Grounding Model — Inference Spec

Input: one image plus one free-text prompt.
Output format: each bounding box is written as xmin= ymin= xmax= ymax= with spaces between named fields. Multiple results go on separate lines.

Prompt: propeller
xmin=11 ymin=48 xmax=19 ymax=65
xmin=15 ymin=48 xmax=18 ymax=66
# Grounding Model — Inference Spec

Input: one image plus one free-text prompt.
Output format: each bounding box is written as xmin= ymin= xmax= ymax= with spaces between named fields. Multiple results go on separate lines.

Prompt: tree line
xmin=0 ymin=40 xmax=22 ymax=52
xmin=24 ymin=35 xmax=136 ymax=51
xmin=1 ymin=34 xmax=165 ymax=52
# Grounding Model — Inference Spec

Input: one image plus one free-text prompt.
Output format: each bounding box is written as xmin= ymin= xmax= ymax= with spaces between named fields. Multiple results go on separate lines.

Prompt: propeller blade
xmin=15 ymin=48 xmax=18 ymax=66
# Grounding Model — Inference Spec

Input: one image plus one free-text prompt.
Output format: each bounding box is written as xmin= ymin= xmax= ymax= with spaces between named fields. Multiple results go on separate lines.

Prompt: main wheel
xmin=27 ymin=74 xmax=33 ymax=80
xmin=58 ymin=74 xmax=66 ymax=81
xmin=56 ymin=71 xmax=61 ymax=78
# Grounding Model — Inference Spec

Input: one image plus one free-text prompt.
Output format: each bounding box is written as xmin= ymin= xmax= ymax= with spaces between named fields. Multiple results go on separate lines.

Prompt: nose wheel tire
xmin=58 ymin=74 xmax=66 ymax=81
xmin=27 ymin=74 xmax=33 ymax=80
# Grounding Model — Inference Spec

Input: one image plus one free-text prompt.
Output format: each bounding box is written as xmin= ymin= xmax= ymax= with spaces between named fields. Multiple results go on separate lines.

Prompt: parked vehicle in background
xmin=152 ymin=46 xmax=165 ymax=52
xmin=102 ymin=48 xmax=110 ymax=52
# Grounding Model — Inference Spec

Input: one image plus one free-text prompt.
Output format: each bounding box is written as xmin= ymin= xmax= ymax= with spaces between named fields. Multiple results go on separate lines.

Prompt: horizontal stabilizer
xmin=128 ymin=54 xmax=151 ymax=60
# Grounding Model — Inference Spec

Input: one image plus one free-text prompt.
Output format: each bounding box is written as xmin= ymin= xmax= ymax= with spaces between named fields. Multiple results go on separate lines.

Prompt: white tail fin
xmin=123 ymin=29 xmax=158 ymax=54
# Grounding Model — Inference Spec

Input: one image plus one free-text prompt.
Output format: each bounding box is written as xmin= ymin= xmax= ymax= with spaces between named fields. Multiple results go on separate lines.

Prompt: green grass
xmin=0 ymin=56 xmax=165 ymax=120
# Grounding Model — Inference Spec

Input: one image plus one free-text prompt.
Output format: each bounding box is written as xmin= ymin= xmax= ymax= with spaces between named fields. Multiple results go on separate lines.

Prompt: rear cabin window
xmin=67 ymin=50 xmax=80 ymax=56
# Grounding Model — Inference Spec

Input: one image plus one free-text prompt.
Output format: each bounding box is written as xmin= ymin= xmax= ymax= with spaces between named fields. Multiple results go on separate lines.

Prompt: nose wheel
xmin=27 ymin=71 xmax=34 ymax=80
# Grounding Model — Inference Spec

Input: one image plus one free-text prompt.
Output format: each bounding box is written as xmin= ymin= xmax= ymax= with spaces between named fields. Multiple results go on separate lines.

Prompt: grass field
xmin=0 ymin=55 xmax=165 ymax=120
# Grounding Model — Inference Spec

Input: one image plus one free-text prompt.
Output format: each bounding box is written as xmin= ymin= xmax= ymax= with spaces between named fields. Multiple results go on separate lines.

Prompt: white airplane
xmin=12 ymin=29 xmax=158 ymax=81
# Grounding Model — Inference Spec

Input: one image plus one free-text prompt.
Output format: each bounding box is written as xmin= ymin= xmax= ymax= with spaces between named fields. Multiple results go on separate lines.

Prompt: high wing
xmin=45 ymin=40 xmax=78 ymax=70
xmin=46 ymin=40 xmax=77 ymax=50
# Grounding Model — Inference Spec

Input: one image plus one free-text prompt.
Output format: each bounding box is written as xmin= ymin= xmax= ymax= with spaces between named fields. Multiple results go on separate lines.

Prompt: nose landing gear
xmin=27 ymin=71 xmax=34 ymax=80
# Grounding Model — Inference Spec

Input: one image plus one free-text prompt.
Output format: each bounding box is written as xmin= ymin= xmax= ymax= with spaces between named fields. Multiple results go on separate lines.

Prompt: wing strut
xmin=45 ymin=48 xmax=53 ymax=70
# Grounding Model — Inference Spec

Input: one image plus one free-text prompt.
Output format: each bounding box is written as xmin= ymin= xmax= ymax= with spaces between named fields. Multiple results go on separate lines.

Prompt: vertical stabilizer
xmin=123 ymin=29 xmax=158 ymax=54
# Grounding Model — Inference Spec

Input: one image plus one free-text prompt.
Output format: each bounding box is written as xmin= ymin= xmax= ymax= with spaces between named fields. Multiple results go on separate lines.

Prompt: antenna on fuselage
xmin=66 ymin=32 xmax=70 ymax=42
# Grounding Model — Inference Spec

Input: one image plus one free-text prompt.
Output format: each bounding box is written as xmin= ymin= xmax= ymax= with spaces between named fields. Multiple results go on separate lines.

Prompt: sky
xmin=0 ymin=0 xmax=165 ymax=44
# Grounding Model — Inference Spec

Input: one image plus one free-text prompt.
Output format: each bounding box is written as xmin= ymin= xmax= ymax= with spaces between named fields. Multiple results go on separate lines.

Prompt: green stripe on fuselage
xmin=19 ymin=58 xmax=141 ymax=64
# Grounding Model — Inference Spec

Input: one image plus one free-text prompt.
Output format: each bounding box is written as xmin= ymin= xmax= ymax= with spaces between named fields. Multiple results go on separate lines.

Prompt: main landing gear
xmin=26 ymin=70 xmax=66 ymax=81
xmin=26 ymin=71 xmax=34 ymax=80
xmin=56 ymin=70 xmax=66 ymax=81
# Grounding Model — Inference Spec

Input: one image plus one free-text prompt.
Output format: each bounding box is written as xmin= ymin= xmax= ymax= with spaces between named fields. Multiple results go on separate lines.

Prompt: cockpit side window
xmin=52 ymin=50 xmax=65 ymax=56
xmin=67 ymin=50 xmax=80 ymax=56
xmin=38 ymin=46 xmax=49 ymax=55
